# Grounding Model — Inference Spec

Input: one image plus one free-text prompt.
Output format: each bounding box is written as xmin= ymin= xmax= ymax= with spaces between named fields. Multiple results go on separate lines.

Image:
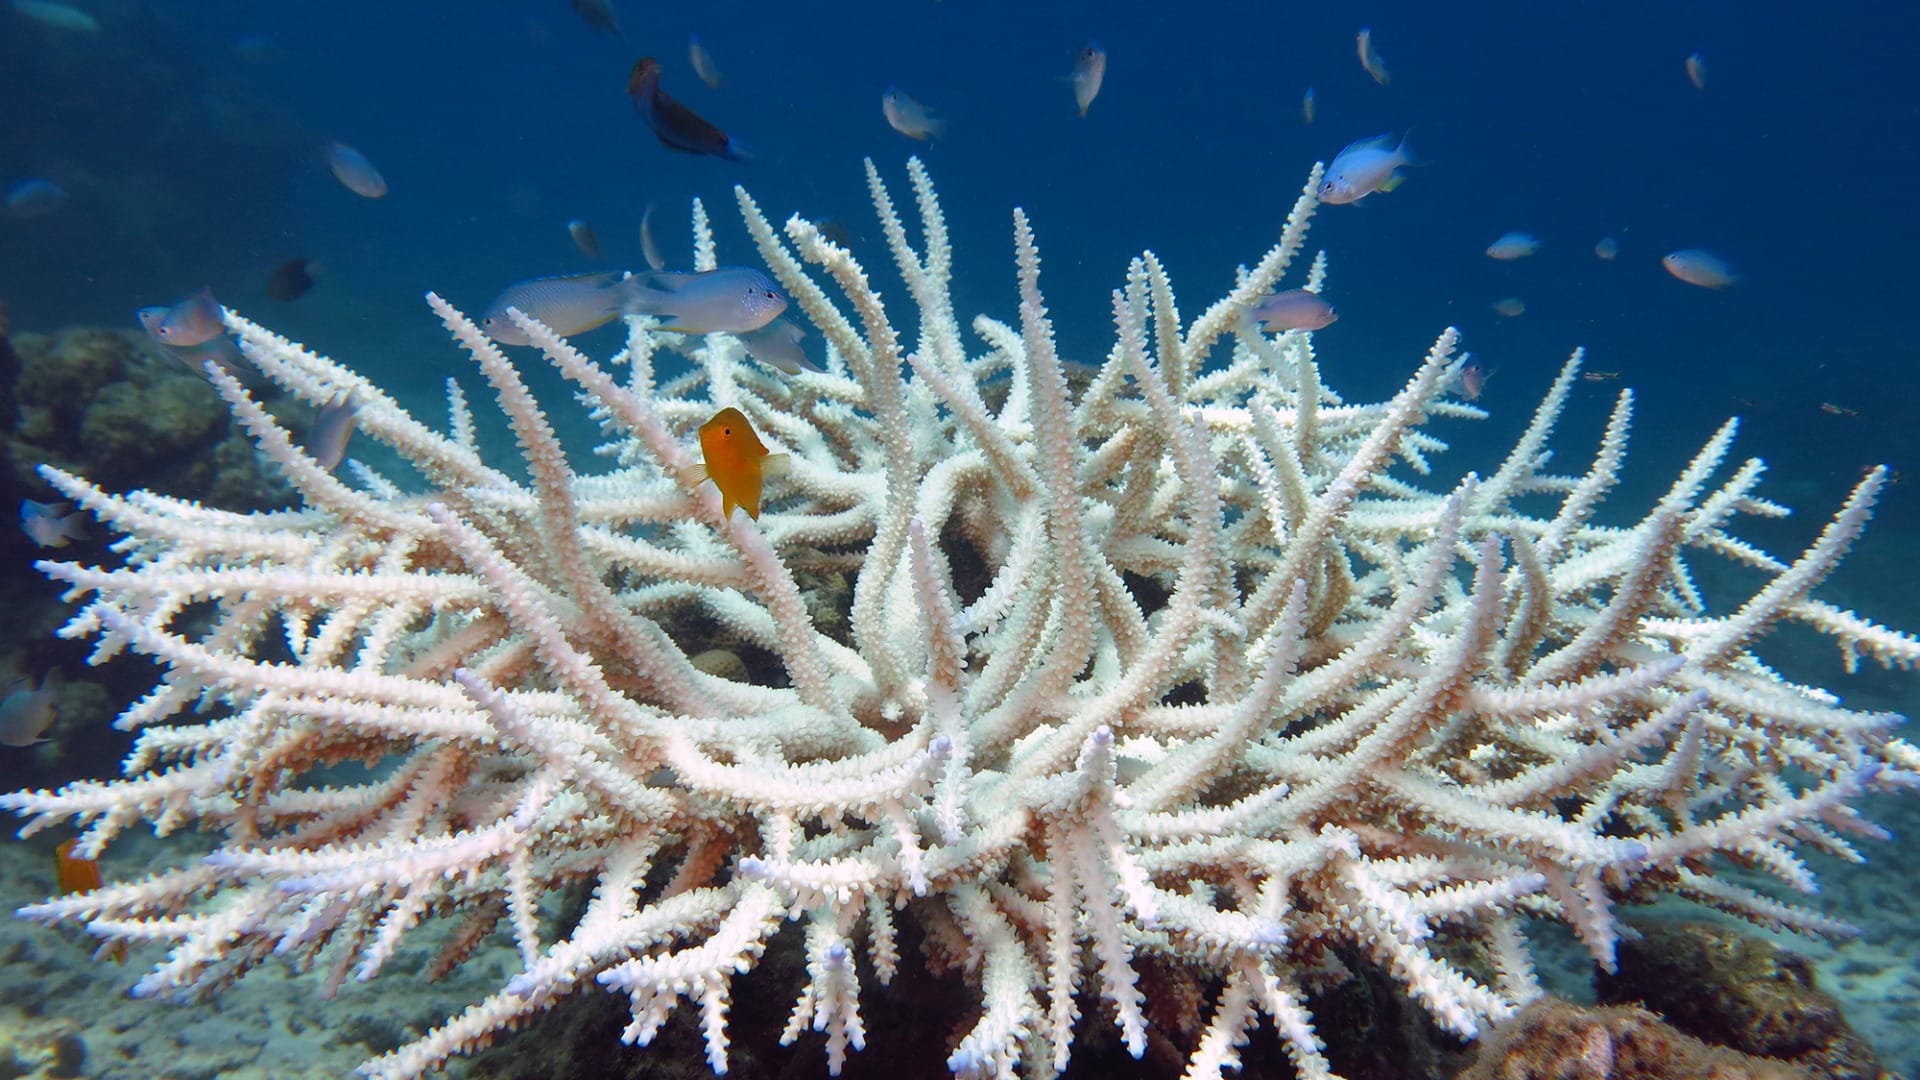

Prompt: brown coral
xmin=1597 ymin=921 xmax=1896 ymax=1080
xmin=6 ymin=326 xmax=290 ymax=509
xmin=1458 ymin=997 xmax=1810 ymax=1080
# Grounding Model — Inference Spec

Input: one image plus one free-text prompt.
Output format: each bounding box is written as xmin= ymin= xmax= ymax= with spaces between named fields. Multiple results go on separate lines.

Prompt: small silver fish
xmin=1663 ymin=248 xmax=1739 ymax=289
xmin=689 ymin=35 xmax=724 ymax=90
xmin=639 ymin=204 xmax=666 ymax=271
xmin=326 ymin=141 xmax=387 ymax=198
xmin=1357 ymin=27 xmax=1390 ymax=86
xmin=1301 ymin=86 xmax=1317 ymax=125
xmin=481 ymin=272 xmax=641 ymax=345
xmin=308 ymin=391 xmax=360 ymax=471
xmin=20 ymin=499 xmax=84 ymax=548
xmin=1491 ymin=297 xmax=1526 ymax=317
xmin=151 ymin=288 xmax=225 ymax=347
xmin=1459 ymin=361 xmax=1490 ymax=400
xmin=736 ymin=318 xmax=822 ymax=375
xmin=6 ymin=179 xmax=68 ymax=219
xmin=1249 ymin=289 xmax=1337 ymax=332
xmin=882 ymin=87 xmax=945 ymax=140
xmin=136 ymin=300 xmax=243 ymax=381
xmin=1485 ymin=232 xmax=1541 ymax=260
xmin=1685 ymin=51 xmax=1707 ymax=91
xmin=0 ymin=671 xmax=60 ymax=748
xmin=1319 ymin=132 xmax=1415 ymax=205
xmin=629 ymin=266 xmax=788 ymax=334
xmin=568 ymin=219 xmax=601 ymax=259
xmin=1070 ymin=41 xmax=1106 ymax=118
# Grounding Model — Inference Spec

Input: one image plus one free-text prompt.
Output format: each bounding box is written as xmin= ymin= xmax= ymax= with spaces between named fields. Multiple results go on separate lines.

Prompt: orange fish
xmin=55 ymin=839 xmax=101 ymax=895
xmin=695 ymin=407 xmax=788 ymax=520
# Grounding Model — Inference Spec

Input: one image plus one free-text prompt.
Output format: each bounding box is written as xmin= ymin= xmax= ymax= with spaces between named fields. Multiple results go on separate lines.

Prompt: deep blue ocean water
xmin=6 ymin=1 xmax=1915 ymax=533
xmin=3 ymin=0 xmax=1918 ymax=1070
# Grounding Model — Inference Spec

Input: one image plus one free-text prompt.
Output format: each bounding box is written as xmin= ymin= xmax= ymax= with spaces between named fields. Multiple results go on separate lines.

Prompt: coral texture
xmin=1598 ymin=921 xmax=1895 ymax=1080
xmin=3 ymin=159 xmax=1917 ymax=1079
xmin=1458 ymin=997 xmax=1811 ymax=1080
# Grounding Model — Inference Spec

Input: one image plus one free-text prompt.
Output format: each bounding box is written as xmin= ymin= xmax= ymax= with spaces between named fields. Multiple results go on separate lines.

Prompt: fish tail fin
xmin=761 ymin=453 xmax=791 ymax=478
xmin=723 ymin=138 xmax=753 ymax=163
xmin=1394 ymin=129 xmax=1423 ymax=168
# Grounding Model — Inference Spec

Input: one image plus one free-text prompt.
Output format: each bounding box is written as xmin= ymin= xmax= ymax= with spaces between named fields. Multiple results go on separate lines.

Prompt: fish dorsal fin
xmin=635 ymin=270 xmax=696 ymax=293
xmin=1338 ymin=132 xmax=1398 ymax=157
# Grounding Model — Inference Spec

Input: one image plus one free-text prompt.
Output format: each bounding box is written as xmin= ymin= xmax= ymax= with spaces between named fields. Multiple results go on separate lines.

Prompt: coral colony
xmin=5 ymin=159 xmax=1917 ymax=1079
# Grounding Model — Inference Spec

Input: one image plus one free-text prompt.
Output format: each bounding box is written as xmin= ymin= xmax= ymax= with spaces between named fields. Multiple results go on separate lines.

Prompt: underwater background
xmin=1 ymin=0 xmax=1917 ymax=1076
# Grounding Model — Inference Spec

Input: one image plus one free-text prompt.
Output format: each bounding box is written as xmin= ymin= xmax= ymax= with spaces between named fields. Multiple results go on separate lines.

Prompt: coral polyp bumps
xmin=6 ymin=160 xmax=1915 ymax=1079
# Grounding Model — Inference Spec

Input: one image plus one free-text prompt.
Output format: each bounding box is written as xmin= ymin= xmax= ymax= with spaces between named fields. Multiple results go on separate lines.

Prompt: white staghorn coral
xmin=5 ymin=157 xmax=1918 ymax=1079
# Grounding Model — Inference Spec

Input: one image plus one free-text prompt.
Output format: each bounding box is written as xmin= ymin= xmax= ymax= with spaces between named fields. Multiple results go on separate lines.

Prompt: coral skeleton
xmin=5 ymin=159 xmax=1917 ymax=1079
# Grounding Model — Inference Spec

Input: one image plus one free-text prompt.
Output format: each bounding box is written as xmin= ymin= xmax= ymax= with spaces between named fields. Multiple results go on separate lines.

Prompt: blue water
xmin=6 ymin=0 xmax=1915 ymax=695
xmin=5 ymin=3 xmax=1912 ymax=459
xmin=4 ymin=1 xmax=1920 ymax=1072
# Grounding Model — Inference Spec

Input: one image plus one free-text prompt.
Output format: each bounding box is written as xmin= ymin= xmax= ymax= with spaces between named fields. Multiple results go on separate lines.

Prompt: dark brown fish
xmin=817 ymin=219 xmax=853 ymax=249
xmin=266 ymin=257 xmax=316 ymax=301
xmin=569 ymin=0 xmax=619 ymax=35
xmin=627 ymin=57 xmax=744 ymax=161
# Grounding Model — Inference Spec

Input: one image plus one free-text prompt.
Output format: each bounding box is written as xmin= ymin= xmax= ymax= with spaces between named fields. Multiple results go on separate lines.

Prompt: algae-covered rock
xmin=1597 ymin=921 xmax=1895 ymax=1080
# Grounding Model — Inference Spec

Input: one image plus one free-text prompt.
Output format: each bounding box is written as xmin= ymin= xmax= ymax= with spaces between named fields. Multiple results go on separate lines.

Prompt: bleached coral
xmin=5 ymin=158 xmax=1916 ymax=1079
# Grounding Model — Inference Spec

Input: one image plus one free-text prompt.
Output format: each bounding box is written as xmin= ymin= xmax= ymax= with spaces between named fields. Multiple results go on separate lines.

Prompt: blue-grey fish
xmin=481 ymin=272 xmax=642 ymax=345
xmin=689 ymin=36 xmax=725 ymax=90
xmin=1249 ymin=290 xmax=1336 ymax=332
xmin=639 ymin=203 xmax=666 ymax=271
xmin=1485 ymin=231 xmax=1541 ymax=260
xmin=1685 ymin=52 xmax=1707 ymax=91
xmin=1663 ymin=249 xmax=1738 ymax=289
xmin=1070 ymin=41 xmax=1106 ymax=117
xmin=629 ymin=266 xmax=788 ymax=334
xmin=326 ymin=141 xmax=387 ymax=198
xmin=308 ymin=391 xmax=360 ymax=471
xmin=568 ymin=219 xmax=601 ymax=259
xmin=1319 ymin=132 xmax=1415 ymax=205
xmin=882 ymin=87 xmax=944 ymax=140
xmin=1356 ymin=27 xmax=1390 ymax=85
xmin=151 ymin=288 xmax=225 ymax=347
xmin=20 ymin=499 xmax=84 ymax=548
xmin=0 ymin=670 xmax=61 ymax=748
xmin=6 ymin=179 xmax=67 ymax=219
xmin=736 ymin=318 xmax=822 ymax=375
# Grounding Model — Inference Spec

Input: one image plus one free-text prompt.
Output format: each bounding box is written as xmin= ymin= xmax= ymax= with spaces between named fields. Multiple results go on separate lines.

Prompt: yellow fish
xmin=695 ymin=407 xmax=788 ymax=520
